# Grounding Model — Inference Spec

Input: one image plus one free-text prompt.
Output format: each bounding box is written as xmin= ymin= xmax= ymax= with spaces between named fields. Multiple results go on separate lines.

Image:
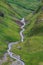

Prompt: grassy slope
xmin=0 ymin=0 xmax=40 ymax=58
xmin=0 ymin=0 xmax=42 ymax=65
xmin=7 ymin=0 xmax=41 ymax=18
xmin=0 ymin=0 xmax=21 ymax=58
xmin=11 ymin=5 xmax=43 ymax=65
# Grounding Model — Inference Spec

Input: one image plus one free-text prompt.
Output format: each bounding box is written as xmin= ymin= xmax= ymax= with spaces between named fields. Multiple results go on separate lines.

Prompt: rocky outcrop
xmin=0 ymin=12 xmax=4 ymax=17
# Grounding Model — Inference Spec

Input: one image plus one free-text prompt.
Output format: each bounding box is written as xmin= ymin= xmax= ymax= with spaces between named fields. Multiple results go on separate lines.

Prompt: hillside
xmin=11 ymin=1 xmax=43 ymax=65
xmin=0 ymin=0 xmax=21 ymax=58
xmin=0 ymin=0 xmax=43 ymax=65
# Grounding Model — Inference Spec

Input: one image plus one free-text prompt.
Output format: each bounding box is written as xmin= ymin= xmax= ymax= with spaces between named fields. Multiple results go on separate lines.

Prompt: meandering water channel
xmin=7 ymin=18 xmax=25 ymax=65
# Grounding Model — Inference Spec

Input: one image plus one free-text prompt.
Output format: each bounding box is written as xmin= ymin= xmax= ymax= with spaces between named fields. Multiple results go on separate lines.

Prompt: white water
xmin=7 ymin=18 xmax=25 ymax=65
xmin=20 ymin=18 xmax=25 ymax=42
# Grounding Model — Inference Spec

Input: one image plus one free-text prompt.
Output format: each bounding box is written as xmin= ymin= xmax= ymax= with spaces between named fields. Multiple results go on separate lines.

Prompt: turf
xmin=11 ymin=5 xmax=43 ymax=65
xmin=0 ymin=0 xmax=20 ymax=58
xmin=0 ymin=0 xmax=43 ymax=65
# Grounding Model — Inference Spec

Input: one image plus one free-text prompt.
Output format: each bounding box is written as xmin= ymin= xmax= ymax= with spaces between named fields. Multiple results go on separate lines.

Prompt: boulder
xmin=0 ymin=12 xmax=4 ymax=17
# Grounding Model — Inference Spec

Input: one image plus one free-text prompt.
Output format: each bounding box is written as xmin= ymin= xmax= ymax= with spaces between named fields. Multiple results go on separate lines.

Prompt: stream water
xmin=7 ymin=18 xmax=25 ymax=65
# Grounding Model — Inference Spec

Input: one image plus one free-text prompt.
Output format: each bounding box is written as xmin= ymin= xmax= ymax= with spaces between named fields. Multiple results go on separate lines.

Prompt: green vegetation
xmin=0 ymin=0 xmax=20 ymax=58
xmin=0 ymin=0 xmax=43 ymax=65
xmin=2 ymin=61 xmax=11 ymax=65
xmin=11 ymin=2 xmax=43 ymax=65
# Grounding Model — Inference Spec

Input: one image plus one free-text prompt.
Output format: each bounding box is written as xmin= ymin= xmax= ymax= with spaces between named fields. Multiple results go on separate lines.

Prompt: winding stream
xmin=7 ymin=18 xmax=25 ymax=65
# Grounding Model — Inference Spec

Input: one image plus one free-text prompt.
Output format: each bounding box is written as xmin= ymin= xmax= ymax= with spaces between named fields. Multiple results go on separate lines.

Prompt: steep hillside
xmin=0 ymin=0 xmax=40 ymax=58
xmin=0 ymin=0 xmax=20 ymax=58
xmin=11 ymin=2 xmax=43 ymax=65
xmin=0 ymin=0 xmax=43 ymax=65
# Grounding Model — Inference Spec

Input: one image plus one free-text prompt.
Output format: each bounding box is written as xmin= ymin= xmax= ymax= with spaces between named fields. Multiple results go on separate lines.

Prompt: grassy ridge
xmin=0 ymin=0 xmax=21 ymax=58
xmin=0 ymin=0 xmax=40 ymax=58
xmin=0 ymin=0 xmax=43 ymax=65
xmin=7 ymin=0 xmax=40 ymax=10
xmin=11 ymin=7 xmax=43 ymax=65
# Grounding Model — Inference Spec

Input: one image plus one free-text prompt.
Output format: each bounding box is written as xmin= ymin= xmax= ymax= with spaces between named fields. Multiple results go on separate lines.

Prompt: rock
xmin=0 ymin=12 xmax=4 ymax=17
xmin=17 ymin=46 xmax=22 ymax=50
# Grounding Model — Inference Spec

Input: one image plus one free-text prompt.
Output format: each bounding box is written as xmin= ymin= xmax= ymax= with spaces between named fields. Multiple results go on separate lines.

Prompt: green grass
xmin=0 ymin=0 xmax=43 ymax=65
xmin=11 ymin=9 xmax=43 ymax=65
xmin=0 ymin=0 xmax=21 ymax=58
xmin=0 ymin=41 xmax=7 ymax=58
xmin=2 ymin=61 xmax=11 ymax=65
xmin=11 ymin=36 xmax=43 ymax=65
xmin=7 ymin=0 xmax=40 ymax=10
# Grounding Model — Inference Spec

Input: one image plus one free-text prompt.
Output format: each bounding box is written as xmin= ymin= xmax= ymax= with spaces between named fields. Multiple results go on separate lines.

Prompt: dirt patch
xmin=12 ymin=19 xmax=24 ymax=26
xmin=39 ymin=62 xmax=43 ymax=65
xmin=12 ymin=61 xmax=22 ymax=65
